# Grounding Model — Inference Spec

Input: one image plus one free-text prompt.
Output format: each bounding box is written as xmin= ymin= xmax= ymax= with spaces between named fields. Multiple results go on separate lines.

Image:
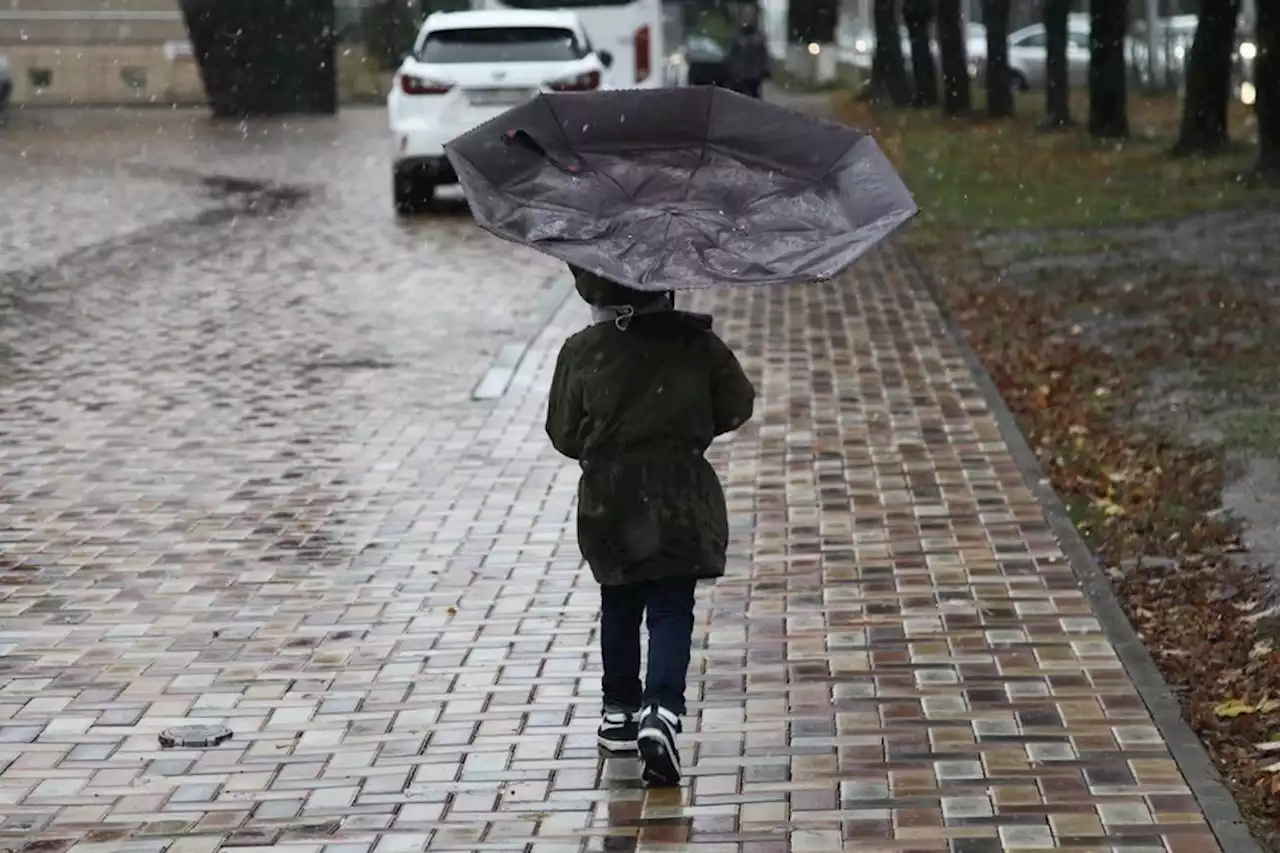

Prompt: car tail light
xmin=634 ymin=25 xmax=651 ymax=83
xmin=550 ymin=70 xmax=601 ymax=92
xmin=399 ymin=74 xmax=452 ymax=95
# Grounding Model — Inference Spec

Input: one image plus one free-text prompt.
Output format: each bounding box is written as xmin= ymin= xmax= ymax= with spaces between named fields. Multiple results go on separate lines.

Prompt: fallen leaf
xmin=1215 ymin=700 xmax=1255 ymax=718
xmin=1215 ymin=699 xmax=1280 ymax=719
xmin=1095 ymin=498 xmax=1126 ymax=517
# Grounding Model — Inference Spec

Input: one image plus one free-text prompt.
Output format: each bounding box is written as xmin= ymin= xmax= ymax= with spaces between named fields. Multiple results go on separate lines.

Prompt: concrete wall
xmin=0 ymin=0 xmax=206 ymax=106
xmin=2 ymin=44 xmax=205 ymax=106
xmin=1 ymin=0 xmax=339 ymax=114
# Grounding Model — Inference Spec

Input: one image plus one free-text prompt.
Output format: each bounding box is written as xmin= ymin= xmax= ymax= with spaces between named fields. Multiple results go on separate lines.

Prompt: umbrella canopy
xmin=444 ymin=86 xmax=917 ymax=292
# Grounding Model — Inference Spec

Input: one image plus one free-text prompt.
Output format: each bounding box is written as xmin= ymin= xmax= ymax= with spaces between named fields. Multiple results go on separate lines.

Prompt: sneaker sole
xmin=638 ymin=731 xmax=680 ymax=786
xmin=597 ymin=734 xmax=638 ymax=752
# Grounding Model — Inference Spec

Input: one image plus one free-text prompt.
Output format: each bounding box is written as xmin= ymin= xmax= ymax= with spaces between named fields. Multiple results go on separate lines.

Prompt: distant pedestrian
xmin=725 ymin=2 xmax=771 ymax=99
xmin=546 ymin=266 xmax=755 ymax=787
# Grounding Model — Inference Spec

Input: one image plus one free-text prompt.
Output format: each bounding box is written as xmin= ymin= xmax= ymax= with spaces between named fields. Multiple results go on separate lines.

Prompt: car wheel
xmin=393 ymin=170 xmax=435 ymax=216
xmin=1011 ymin=70 xmax=1030 ymax=92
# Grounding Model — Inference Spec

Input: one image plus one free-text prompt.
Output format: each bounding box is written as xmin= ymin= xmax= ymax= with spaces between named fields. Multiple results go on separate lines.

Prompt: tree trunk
xmin=789 ymin=0 xmax=839 ymax=44
xmin=363 ymin=0 xmax=423 ymax=71
xmin=1043 ymin=0 xmax=1073 ymax=128
xmin=1171 ymin=0 xmax=1241 ymax=156
xmin=1254 ymin=0 xmax=1280 ymax=180
xmin=984 ymin=0 xmax=1014 ymax=118
xmin=181 ymin=0 xmax=337 ymax=117
xmin=870 ymin=0 xmax=912 ymax=105
xmin=903 ymin=0 xmax=939 ymax=106
xmin=936 ymin=0 xmax=971 ymax=115
xmin=1088 ymin=2 xmax=1129 ymax=137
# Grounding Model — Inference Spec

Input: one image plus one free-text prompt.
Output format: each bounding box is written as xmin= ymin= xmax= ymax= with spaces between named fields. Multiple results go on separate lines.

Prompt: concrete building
xmin=0 ymin=0 xmax=205 ymax=107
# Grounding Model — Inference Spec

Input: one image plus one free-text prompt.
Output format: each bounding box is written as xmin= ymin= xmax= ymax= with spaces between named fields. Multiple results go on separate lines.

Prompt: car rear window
xmin=420 ymin=27 xmax=584 ymax=63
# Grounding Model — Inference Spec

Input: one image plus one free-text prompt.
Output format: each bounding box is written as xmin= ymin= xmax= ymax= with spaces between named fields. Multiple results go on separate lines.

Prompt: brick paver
xmin=1 ymin=109 xmax=1226 ymax=852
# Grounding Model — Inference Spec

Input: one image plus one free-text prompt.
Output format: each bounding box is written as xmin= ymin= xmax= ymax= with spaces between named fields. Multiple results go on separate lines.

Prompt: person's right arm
xmin=707 ymin=334 xmax=755 ymax=435
xmin=546 ymin=343 xmax=586 ymax=459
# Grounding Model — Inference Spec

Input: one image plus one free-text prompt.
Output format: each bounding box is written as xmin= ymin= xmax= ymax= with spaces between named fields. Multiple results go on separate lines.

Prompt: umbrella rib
xmin=506 ymin=194 xmax=607 ymax=224
xmin=540 ymin=95 xmax=639 ymax=202
xmin=596 ymin=166 xmax=637 ymax=203
xmin=677 ymin=88 xmax=719 ymax=205
xmin=622 ymin=208 xmax=674 ymax=231
xmin=612 ymin=163 xmax=664 ymax=205
xmin=661 ymin=210 xmax=758 ymax=270
xmin=528 ymin=206 xmax=673 ymax=249
xmin=639 ymin=212 xmax=679 ymax=285
xmin=743 ymin=135 xmax=863 ymax=214
xmin=540 ymin=96 xmax=578 ymax=161
xmin=597 ymin=208 xmax=675 ymax=252
xmin=667 ymin=210 xmax=721 ymax=244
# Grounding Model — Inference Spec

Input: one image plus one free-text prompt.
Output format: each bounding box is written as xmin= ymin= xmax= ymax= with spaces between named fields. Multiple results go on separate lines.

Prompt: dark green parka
xmin=547 ymin=270 xmax=756 ymax=587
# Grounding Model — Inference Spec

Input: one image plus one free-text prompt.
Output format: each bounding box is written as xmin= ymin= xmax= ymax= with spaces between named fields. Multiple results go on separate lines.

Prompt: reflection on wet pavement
xmin=0 ymin=107 xmax=1229 ymax=852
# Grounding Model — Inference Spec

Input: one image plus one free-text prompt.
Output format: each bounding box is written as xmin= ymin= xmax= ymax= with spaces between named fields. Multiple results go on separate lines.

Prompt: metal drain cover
xmin=158 ymin=725 xmax=232 ymax=748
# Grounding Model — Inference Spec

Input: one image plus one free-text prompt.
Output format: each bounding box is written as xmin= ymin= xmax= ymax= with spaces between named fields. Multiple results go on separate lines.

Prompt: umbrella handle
xmin=502 ymin=129 xmax=584 ymax=174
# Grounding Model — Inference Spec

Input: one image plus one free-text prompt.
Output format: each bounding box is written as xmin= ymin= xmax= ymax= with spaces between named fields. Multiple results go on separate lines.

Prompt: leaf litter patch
xmin=931 ymin=201 xmax=1280 ymax=849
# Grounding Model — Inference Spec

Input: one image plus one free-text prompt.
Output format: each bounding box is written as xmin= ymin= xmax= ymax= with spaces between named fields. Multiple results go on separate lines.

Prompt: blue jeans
xmin=600 ymin=579 xmax=697 ymax=717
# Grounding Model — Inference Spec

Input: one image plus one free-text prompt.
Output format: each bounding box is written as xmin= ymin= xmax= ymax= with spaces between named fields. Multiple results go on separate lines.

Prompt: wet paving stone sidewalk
xmin=1 ymin=241 xmax=1231 ymax=852
xmin=0 ymin=111 xmax=1234 ymax=852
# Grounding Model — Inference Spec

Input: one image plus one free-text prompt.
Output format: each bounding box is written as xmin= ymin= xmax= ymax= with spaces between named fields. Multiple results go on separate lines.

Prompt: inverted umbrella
xmin=444 ymin=86 xmax=917 ymax=292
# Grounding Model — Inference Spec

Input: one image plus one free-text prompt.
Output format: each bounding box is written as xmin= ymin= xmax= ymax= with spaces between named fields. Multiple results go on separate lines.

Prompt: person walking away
xmin=725 ymin=3 xmax=771 ymax=98
xmin=546 ymin=266 xmax=755 ymax=787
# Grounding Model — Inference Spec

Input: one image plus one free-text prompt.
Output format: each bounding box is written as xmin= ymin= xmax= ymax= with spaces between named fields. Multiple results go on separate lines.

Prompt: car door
xmin=1008 ymin=28 xmax=1047 ymax=88
xmin=1067 ymin=29 xmax=1091 ymax=87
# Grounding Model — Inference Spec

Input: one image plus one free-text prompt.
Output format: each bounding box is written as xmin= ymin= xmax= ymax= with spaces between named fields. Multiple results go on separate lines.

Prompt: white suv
xmin=387 ymin=9 xmax=612 ymax=215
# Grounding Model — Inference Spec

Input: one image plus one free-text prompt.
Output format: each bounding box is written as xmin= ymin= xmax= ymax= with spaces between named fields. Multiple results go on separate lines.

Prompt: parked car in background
xmin=984 ymin=18 xmax=1091 ymax=90
xmin=666 ymin=34 xmax=729 ymax=87
xmin=0 ymin=53 xmax=11 ymax=118
xmin=966 ymin=14 xmax=1093 ymax=90
xmin=387 ymin=8 xmax=613 ymax=215
xmin=474 ymin=0 xmax=665 ymax=90
xmin=839 ymin=23 xmax=986 ymax=76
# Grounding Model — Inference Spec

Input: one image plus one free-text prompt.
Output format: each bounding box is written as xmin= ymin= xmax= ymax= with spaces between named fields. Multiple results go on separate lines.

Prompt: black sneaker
xmin=597 ymin=709 xmax=638 ymax=753
xmin=637 ymin=705 xmax=682 ymax=786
